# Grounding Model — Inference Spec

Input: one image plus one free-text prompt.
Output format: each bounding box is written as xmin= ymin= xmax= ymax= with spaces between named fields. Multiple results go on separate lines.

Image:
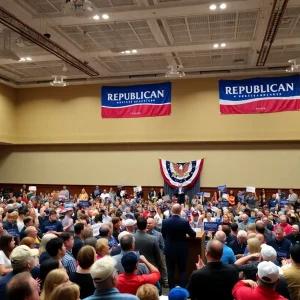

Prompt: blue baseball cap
xmin=168 ymin=287 xmax=190 ymax=300
xmin=121 ymin=252 xmax=140 ymax=272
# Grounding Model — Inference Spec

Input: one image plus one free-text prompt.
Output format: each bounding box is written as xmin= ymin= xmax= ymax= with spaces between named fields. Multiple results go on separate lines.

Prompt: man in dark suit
xmin=174 ymin=184 xmax=185 ymax=205
xmin=187 ymin=239 xmax=239 ymax=300
xmin=161 ymin=204 xmax=196 ymax=289
xmin=133 ymin=217 xmax=162 ymax=269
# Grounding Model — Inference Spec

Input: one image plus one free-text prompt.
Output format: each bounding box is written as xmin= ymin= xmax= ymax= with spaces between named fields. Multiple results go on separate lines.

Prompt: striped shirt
xmin=61 ymin=250 xmax=76 ymax=275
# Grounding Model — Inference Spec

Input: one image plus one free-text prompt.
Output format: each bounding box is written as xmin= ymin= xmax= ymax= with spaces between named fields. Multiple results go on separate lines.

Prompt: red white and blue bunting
xmin=159 ymin=159 xmax=204 ymax=188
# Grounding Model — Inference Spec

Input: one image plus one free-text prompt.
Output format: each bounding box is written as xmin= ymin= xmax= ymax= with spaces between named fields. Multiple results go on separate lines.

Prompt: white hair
xmin=237 ymin=230 xmax=247 ymax=238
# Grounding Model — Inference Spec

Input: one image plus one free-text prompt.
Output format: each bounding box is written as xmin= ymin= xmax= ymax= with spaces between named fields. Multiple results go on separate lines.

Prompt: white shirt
xmin=100 ymin=193 xmax=110 ymax=200
xmin=0 ymin=250 xmax=11 ymax=268
xmin=17 ymin=221 xmax=24 ymax=232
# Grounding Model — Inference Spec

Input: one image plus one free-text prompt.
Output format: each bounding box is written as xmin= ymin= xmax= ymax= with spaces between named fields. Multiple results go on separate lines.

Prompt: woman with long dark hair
xmin=0 ymin=234 xmax=15 ymax=277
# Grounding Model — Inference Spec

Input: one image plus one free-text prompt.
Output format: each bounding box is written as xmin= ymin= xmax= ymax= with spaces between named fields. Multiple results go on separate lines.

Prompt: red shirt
xmin=273 ymin=223 xmax=292 ymax=235
xmin=232 ymin=281 xmax=287 ymax=300
xmin=117 ymin=270 xmax=160 ymax=295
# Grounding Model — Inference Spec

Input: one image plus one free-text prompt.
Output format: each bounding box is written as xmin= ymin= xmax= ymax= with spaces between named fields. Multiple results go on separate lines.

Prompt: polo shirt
xmin=117 ymin=270 xmax=160 ymax=295
xmin=232 ymin=281 xmax=287 ymax=300
xmin=83 ymin=288 xmax=138 ymax=300
xmin=267 ymin=238 xmax=292 ymax=262
xmin=282 ymin=264 xmax=300 ymax=300
xmin=229 ymin=239 xmax=247 ymax=255
xmin=286 ymin=233 xmax=300 ymax=245
xmin=221 ymin=244 xmax=236 ymax=264
xmin=61 ymin=250 xmax=77 ymax=275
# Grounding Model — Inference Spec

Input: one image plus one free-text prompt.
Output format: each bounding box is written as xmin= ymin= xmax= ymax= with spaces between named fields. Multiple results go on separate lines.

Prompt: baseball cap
xmin=192 ymin=211 xmax=199 ymax=216
xmin=261 ymin=244 xmax=277 ymax=262
xmin=91 ymin=256 xmax=117 ymax=283
xmin=124 ymin=219 xmax=136 ymax=227
xmin=169 ymin=287 xmax=190 ymax=300
xmin=121 ymin=252 xmax=140 ymax=272
xmin=10 ymin=245 xmax=39 ymax=265
xmin=257 ymin=261 xmax=279 ymax=283
xmin=150 ymin=208 xmax=156 ymax=213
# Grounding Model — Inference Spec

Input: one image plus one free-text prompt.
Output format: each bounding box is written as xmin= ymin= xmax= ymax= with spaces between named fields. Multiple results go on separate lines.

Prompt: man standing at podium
xmin=162 ymin=204 xmax=196 ymax=289
xmin=174 ymin=184 xmax=185 ymax=205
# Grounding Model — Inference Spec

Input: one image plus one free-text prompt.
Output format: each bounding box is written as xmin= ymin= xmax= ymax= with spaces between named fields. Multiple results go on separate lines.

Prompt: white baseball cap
xmin=257 ymin=261 xmax=279 ymax=283
xmin=124 ymin=219 xmax=136 ymax=227
xmin=261 ymin=244 xmax=277 ymax=262
xmin=91 ymin=256 xmax=116 ymax=283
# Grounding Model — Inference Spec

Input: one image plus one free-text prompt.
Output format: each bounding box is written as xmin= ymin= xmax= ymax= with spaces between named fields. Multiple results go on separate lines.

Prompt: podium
xmin=174 ymin=231 xmax=205 ymax=282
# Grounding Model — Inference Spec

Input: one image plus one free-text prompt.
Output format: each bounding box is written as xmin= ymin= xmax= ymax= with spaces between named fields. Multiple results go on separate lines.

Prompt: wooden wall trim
xmin=0 ymin=183 xmax=297 ymax=199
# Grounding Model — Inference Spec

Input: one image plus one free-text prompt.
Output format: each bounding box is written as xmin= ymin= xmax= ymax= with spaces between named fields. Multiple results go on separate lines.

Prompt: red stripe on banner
xmin=159 ymin=159 xmax=204 ymax=189
xmin=101 ymin=104 xmax=171 ymax=118
xmin=220 ymin=98 xmax=300 ymax=114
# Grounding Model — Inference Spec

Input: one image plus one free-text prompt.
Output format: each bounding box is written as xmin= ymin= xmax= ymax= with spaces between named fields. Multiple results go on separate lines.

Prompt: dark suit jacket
xmin=161 ymin=215 xmax=196 ymax=256
xmin=187 ymin=262 xmax=239 ymax=300
xmin=133 ymin=231 xmax=162 ymax=268
xmin=174 ymin=187 xmax=185 ymax=204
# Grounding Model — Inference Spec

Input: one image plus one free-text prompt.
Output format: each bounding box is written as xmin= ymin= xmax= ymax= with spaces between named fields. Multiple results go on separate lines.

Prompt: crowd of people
xmin=0 ymin=185 xmax=299 ymax=300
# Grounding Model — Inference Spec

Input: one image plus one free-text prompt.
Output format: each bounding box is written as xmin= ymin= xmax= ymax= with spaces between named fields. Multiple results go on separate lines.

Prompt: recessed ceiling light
xmin=125 ymin=50 xmax=131 ymax=54
xmin=102 ymin=14 xmax=109 ymax=20
xmin=213 ymin=43 xmax=219 ymax=48
xmin=220 ymin=3 xmax=227 ymax=9
xmin=221 ymin=43 xmax=226 ymax=47
xmin=26 ymin=57 xmax=32 ymax=61
xmin=19 ymin=58 xmax=26 ymax=61
xmin=93 ymin=15 xmax=100 ymax=20
xmin=132 ymin=49 xmax=137 ymax=53
xmin=209 ymin=4 xmax=217 ymax=10
xmin=121 ymin=51 xmax=125 ymax=54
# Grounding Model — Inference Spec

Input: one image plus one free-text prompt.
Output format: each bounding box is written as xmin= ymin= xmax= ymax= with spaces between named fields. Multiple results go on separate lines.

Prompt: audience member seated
xmin=214 ymin=231 xmax=236 ymax=264
xmin=187 ymin=240 xmax=239 ymax=300
xmin=117 ymin=252 xmax=161 ymax=295
xmin=40 ymin=268 xmax=69 ymax=300
xmin=69 ymin=245 xmax=96 ymax=299
xmin=84 ymin=256 xmax=139 ymax=300
xmin=232 ymin=261 xmax=287 ymax=300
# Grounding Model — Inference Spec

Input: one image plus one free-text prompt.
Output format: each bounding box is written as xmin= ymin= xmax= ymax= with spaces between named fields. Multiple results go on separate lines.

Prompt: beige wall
xmin=0 ymin=83 xmax=16 ymax=144
xmin=0 ymin=143 xmax=299 ymax=188
xmin=15 ymin=78 xmax=300 ymax=144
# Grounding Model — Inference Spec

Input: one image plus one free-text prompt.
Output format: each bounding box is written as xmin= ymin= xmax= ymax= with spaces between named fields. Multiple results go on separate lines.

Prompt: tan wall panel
xmin=0 ymin=144 xmax=299 ymax=188
xmin=15 ymin=78 xmax=300 ymax=144
xmin=0 ymin=84 xmax=16 ymax=143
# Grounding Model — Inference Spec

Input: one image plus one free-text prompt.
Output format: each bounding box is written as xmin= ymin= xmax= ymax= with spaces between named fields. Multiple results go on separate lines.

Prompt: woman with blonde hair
xmin=49 ymin=282 xmax=80 ymax=300
xmin=235 ymin=237 xmax=261 ymax=267
xmin=40 ymin=268 xmax=69 ymax=300
xmin=20 ymin=237 xmax=35 ymax=249
xmin=95 ymin=238 xmax=110 ymax=259
xmin=136 ymin=284 xmax=159 ymax=300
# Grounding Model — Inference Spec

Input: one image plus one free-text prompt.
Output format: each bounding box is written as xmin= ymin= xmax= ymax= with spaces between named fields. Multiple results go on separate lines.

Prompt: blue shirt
xmin=61 ymin=250 xmax=77 ymax=275
xmin=267 ymin=238 xmax=292 ymax=262
xmin=41 ymin=220 xmax=63 ymax=234
xmin=221 ymin=244 xmax=236 ymax=264
xmin=83 ymin=288 xmax=138 ymax=300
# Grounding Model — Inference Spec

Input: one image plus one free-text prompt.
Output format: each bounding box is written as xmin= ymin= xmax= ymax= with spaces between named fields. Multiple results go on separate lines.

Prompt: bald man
xmin=161 ymin=204 xmax=196 ymax=289
xmin=286 ymin=224 xmax=300 ymax=245
xmin=215 ymin=231 xmax=236 ymax=264
xmin=187 ymin=240 xmax=239 ymax=300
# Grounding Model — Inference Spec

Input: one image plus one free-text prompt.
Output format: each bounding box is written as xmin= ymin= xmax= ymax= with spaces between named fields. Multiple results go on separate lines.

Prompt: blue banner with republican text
xmin=101 ymin=82 xmax=172 ymax=118
xmin=219 ymin=75 xmax=300 ymax=114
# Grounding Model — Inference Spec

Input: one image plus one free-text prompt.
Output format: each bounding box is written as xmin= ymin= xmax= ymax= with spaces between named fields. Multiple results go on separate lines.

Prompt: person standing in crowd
xmin=60 ymin=232 xmax=76 ymax=275
xmin=41 ymin=210 xmax=63 ymax=235
xmin=229 ymin=230 xmax=247 ymax=258
xmin=45 ymin=237 xmax=66 ymax=262
xmin=133 ymin=218 xmax=162 ymax=269
xmin=214 ymin=231 xmax=236 ymax=264
xmin=273 ymin=215 xmax=293 ymax=235
xmin=62 ymin=207 xmax=74 ymax=232
xmin=117 ymin=252 xmax=160 ymax=295
xmin=286 ymin=225 xmax=300 ymax=245
xmin=282 ymin=244 xmax=300 ymax=300
xmin=162 ymin=204 xmax=196 ymax=289
xmin=73 ymin=223 xmax=84 ymax=259
xmin=189 ymin=211 xmax=202 ymax=229
xmin=232 ymin=261 xmax=287 ymax=300
xmin=60 ymin=186 xmax=69 ymax=200
xmin=6 ymin=272 xmax=40 ymax=300
xmin=187 ymin=240 xmax=239 ymax=300
xmin=288 ymin=189 xmax=298 ymax=206
xmin=0 ymin=234 xmax=15 ymax=277
xmin=84 ymin=256 xmax=139 ymax=300
xmin=238 ymin=214 xmax=250 ymax=231
xmin=268 ymin=227 xmax=292 ymax=263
